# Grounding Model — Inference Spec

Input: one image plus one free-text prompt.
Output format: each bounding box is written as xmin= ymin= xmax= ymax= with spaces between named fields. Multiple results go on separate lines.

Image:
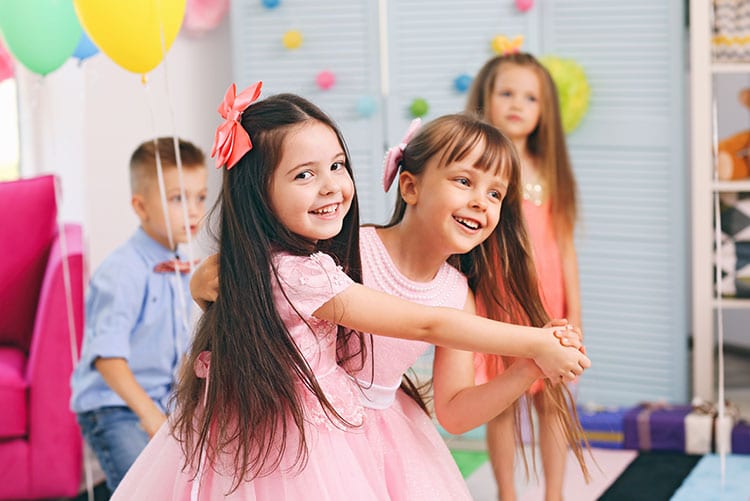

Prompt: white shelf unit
xmin=690 ymin=0 xmax=750 ymax=401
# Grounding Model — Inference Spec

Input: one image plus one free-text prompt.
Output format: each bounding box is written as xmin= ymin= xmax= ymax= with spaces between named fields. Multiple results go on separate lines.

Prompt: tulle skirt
xmin=111 ymin=417 xmax=390 ymax=500
xmin=362 ymin=390 xmax=473 ymax=501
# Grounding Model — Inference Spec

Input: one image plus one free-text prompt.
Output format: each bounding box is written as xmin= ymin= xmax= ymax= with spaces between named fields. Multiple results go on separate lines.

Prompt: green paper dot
xmin=409 ymin=98 xmax=429 ymax=118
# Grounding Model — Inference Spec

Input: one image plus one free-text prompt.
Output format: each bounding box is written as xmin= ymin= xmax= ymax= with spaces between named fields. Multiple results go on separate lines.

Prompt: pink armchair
xmin=0 ymin=175 xmax=85 ymax=499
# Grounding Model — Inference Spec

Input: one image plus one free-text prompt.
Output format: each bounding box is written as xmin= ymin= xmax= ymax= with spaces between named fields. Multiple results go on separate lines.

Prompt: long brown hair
xmin=466 ymin=52 xmax=578 ymax=238
xmin=385 ymin=113 xmax=589 ymax=478
xmin=171 ymin=94 xmax=365 ymax=491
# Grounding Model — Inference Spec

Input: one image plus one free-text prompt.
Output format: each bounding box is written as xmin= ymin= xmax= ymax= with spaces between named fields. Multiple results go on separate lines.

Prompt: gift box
xmin=732 ymin=420 xmax=750 ymax=454
xmin=577 ymin=406 xmax=625 ymax=449
xmin=684 ymin=403 xmax=717 ymax=455
xmin=623 ymin=403 xmax=692 ymax=452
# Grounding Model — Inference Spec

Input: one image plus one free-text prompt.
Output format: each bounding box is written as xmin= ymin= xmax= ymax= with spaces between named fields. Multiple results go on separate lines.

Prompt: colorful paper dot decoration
xmin=454 ymin=74 xmax=473 ymax=93
xmin=356 ymin=96 xmax=377 ymax=118
xmin=282 ymin=30 xmax=303 ymax=50
xmin=409 ymin=98 xmax=429 ymax=118
xmin=491 ymin=35 xmax=524 ymax=56
xmin=515 ymin=0 xmax=533 ymax=12
xmin=316 ymin=70 xmax=335 ymax=90
xmin=539 ymin=56 xmax=590 ymax=134
xmin=261 ymin=0 xmax=281 ymax=8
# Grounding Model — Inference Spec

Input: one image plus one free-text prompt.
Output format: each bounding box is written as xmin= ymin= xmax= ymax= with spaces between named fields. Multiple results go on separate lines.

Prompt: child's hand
xmin=191 ymin=254 xmax=220 ymax=311
xmin=534 ymin=326 xmax=590 ymax=382
xmin=548 ymin=320 xmax=584 ymax=352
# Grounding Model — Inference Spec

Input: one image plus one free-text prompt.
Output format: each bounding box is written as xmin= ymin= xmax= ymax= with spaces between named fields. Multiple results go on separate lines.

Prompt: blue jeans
xmin=77 ymin=406 xmax=151 ymax=492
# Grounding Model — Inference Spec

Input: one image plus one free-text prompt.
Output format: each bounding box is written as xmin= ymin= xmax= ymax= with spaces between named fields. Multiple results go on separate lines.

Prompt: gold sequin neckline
xmin=523 ymin=179 xmax=544 ymax=206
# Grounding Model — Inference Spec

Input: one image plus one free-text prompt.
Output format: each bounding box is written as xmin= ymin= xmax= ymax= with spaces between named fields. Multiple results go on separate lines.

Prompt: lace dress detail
xmin=111 ymin=251 xmax=386 ymax=500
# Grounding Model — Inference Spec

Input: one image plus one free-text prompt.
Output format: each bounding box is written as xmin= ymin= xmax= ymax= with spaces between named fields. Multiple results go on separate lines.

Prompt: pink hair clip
xmin=194 ymin=350 xmax=211 ymax=379
xmin=211 ymin=81 xmax=263 ymax=170
xmin=382 ymin=118 xmax=421 ymax=192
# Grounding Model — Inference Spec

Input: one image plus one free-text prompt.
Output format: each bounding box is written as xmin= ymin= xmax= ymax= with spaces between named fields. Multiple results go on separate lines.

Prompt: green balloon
xmin=0 ymin=0 xmax=82 ymax=76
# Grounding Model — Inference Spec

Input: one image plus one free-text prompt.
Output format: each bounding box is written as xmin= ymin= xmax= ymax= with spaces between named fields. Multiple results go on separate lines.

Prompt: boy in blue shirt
xmin=70 ymin=137 xmax=208 ymax=491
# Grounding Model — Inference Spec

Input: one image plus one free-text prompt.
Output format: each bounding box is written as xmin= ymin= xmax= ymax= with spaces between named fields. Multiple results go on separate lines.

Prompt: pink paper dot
xmin=316 ymin=70 xmax=335 ymax=90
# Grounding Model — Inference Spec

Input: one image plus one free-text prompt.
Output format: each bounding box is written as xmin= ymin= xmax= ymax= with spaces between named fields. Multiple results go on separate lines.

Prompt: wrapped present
xmin=732 ymin=420 xmax=750 ymax=454
xmin=684 ymin=400 xmax=717 ymax=454
xmin=577 ymin=405 xmax=625 ymax=449
xmin=623 ymin=403 xmax=692 ymax=452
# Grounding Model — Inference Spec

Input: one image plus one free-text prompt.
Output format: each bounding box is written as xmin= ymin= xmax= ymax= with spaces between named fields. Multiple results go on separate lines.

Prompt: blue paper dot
xmin=261 ymin=0 xmax=281 ymax=9
xmin=356 ymin=96 xmax=377 ymax=118
xmin=454 ymin=74 xmax=473 ymax=93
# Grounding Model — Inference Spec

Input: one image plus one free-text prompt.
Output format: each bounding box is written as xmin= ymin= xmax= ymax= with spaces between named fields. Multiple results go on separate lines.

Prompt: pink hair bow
xmin=211 ymin=81 xmax=263 ymax=169
xmin=194 ymin=350 xmax=211 ymax=379
xmin=382 ymin=118 xmax=422 ymax=192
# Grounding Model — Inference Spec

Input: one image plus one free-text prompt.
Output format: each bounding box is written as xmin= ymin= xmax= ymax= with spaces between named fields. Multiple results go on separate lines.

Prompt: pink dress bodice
xmin=356 ymin=226 xmax=469 ymax=389
xmin=355 ymin=226 xmax=473 ymax=500
xmin=273 ymin=252 xmax=365 ymax=428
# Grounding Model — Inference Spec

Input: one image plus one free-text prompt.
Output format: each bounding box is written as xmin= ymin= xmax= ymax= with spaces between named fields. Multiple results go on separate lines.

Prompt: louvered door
xmin=230 ymin=0 xmax=388 ymax=223
xmin=538 ymin=0 xmax=688 ymax=405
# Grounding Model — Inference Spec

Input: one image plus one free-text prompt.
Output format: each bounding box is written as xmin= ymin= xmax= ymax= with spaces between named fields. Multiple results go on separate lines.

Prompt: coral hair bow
xmin=211 ymin=81 xmax=263 ymax=169
xmin=382 ymin=118 xmax=421 ymax=192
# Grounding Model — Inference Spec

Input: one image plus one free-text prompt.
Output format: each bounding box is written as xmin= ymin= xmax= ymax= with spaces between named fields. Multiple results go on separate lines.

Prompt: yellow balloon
xmin=74 ymin=0 xmax=186 ymax=75
xmin=282 ymin=30 xmax=303 ymax=50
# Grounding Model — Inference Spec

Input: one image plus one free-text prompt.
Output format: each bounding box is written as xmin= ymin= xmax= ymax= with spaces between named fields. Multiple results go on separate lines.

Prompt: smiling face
xmin=406 ymin=142 xmax=509 ymax=256
xmin=487 ymin=63 xmax=542 ymax=142
xmin=269 ymin=121 xmax=354 ymax=242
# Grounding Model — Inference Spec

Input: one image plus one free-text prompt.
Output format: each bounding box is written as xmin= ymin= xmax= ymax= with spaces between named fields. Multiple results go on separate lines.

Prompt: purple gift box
xmin=578 ymin=406 xmax=625 ymax=449
xmin=732 ymin=420 xmax=750 ymax=454
xmin=623 ymin=404 xmax=692 ymax=452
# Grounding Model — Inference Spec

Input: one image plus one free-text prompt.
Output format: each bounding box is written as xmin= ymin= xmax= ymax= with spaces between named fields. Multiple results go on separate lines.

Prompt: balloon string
xmin=143 ymin=81 xmax=176 ymax=253
xmin=711 ymin=92 xmax=727 ymax=486
xmin=156 ymin=0 xmax=195 ymax=271
xmin=154 ymin=0 xmax=194 ymax=353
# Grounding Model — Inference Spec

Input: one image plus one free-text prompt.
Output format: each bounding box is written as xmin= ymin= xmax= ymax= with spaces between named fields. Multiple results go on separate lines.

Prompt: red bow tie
xmin=153 ymin=259 xmax=200 ymax=274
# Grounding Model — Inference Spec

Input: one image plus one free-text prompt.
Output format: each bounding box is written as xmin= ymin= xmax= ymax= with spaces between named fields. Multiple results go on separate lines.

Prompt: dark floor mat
xmin=597 ymin=451 xmax=702 ymax=501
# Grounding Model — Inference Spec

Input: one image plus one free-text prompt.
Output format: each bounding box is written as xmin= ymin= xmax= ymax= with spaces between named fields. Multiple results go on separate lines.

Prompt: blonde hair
xmin=466 ymin=53 xmax=578 ymax=238
xmin=129 ymin=137 xmax=206 ymax=195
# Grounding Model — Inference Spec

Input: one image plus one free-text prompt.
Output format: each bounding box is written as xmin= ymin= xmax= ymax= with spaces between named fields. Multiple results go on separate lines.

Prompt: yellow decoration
xmin=282 ymin=30 xmax=303 ymax=50
xmin=73 ymin=0 xmax=186 ymax=75
xmin=539 ymin=56 xmax=591 ymax=134
xmin=491 ymin=35 xmax=524 ymax=55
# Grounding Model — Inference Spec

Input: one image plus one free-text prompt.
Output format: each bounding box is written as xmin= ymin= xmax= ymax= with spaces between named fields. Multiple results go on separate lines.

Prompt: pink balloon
xmin=183 ymin=0 xmax=229 ymax=35
xmin=516 ymin=0 xmax=533 ymax=12
xmin=0 ymin=41 xmax=14 ymax=83
xmin=316 ymin=70 xmax=335 ymax=91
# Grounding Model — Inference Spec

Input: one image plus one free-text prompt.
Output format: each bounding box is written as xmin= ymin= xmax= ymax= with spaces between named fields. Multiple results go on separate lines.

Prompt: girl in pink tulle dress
xmin=112 ymin=86 xmax=588 ymax=500
xmin=352 ymin=114 xmax=590 ymax=500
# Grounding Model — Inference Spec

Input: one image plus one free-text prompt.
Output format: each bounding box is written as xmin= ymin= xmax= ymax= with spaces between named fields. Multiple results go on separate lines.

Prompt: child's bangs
xmin=439 ymin=126 xmax=511 ymax=179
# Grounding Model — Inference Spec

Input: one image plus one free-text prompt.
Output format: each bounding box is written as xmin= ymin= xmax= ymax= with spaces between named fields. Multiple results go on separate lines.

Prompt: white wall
xmin=16 ymin=17 xmax=232 ymax=270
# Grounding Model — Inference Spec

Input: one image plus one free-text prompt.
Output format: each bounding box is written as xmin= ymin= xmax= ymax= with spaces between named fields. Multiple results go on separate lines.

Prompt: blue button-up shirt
xmin=70 ymin=228 xmax=193 ymax=413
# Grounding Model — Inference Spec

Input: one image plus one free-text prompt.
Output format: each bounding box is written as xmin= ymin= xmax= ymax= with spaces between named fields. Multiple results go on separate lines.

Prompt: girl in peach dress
xmin=467 ymin=52 xmax=583 ymax=501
